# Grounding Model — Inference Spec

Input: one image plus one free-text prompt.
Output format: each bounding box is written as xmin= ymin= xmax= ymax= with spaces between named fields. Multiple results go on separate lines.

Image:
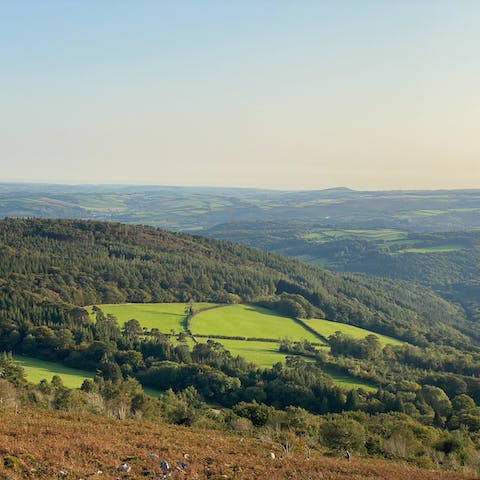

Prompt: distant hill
xmin=1 ymin=183 xmax=480 ymax=231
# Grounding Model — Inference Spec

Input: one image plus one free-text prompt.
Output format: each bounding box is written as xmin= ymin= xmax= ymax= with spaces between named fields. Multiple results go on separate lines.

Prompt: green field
xmin=322 ymin=366 xmax=376 ymax=391
xmin=303 ymin=318 xmax=405 ymax=347
xmin=198 ymin=338 xmax=375 ymax=390
xmin=13 ymin=355 xmax=93 ymax=388
xmin=89 ymin=303 xmax=217 ymax=333
xmin=302 ymin=229 xmax=407 ymax=243
xmin=191 ymin=304 xmax=321 ymax=342
xmin=13 ymin=355 xmax=163 ymax=396
xmin=199 ymin=338 xmax=288 ymax=368
xmin=88 ymin=302 xmax=378 ymax=390
xmin=401 ymin=245 xmax=464 ymax=253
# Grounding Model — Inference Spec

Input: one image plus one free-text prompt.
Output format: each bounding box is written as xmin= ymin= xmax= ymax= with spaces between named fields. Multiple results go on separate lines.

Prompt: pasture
xmin=197 ymin=338 xmax=375 ymax=390
xmin=13 ymin=355 xmax=93 ymax=388
xmin=302 ymin=228 xmax=407 ymax=243
xmin=303 ymin=318 xmax=405 ymax=347
xmin=198 ymin=338 xmax=287 ymax=368
xmin=191 ymin=304 xmax=320 ymax=342
xmin=401 ymin=245 xmax=464 ymax=253
xmin=88 ymin=302 xmax=216 ymax=333
xmin=322 ymin=366 xmax=376 ymax=391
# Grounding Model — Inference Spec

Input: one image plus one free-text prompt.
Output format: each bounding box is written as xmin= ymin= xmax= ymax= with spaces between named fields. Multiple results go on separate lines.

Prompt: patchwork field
xmin=88 ymin=302 xmax=217 ymax=332
xmin=84 ymin=303 xmax=376 ymax=390
xmin=13 ymin=355 xmax=163 ymax=396
xmin=303 ymin=319 xmax=405 ymax=347
xmin=191 ymin=304 xmax=321 ymax=342
xmin=13 ymin=355 xmax=93 ymax=388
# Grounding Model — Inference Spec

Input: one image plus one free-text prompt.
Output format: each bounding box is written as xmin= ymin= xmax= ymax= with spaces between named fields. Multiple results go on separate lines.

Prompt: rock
xmin=117 ymin=463 xmax=131 ymax=473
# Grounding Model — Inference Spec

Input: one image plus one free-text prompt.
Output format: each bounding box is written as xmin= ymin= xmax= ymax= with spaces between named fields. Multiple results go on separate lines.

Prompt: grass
xmin=191 ymin=304 xmax=320 ymax=342
xmin=199 ymin=338 xmax=374 ymax=390
xmin=13 ymin=354 xmax=163 ymax=396
xmin=199 ymin=338 xmax=289 ymax=369
xmin=402 ymin=245 xmax=464 ymax=253
xmin=87 ymin=303 xmax=376 ymax=390
xmin=303 ymin=318 xmax=405 ymax=347
xmin=88 ymin=303 xmax=217 ymax=333
xmin=322 ymin=366 xmax=376 ymax=391
xmin=302 ymin=229 xmax=407 ymax=244
xmin=13 ymin=355 xmax=93 ymax=388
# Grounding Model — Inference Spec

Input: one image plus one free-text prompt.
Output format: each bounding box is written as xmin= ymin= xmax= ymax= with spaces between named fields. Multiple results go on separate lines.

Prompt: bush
xmin=319 ymin=416 xmax=366 ymax=452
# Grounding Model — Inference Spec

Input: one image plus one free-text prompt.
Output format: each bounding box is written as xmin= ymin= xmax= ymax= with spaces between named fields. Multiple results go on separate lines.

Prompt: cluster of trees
xmin=329 ymin=332 xmax=382 ymax=360
xmin=2 ymin=352 xmax=480 ymax=471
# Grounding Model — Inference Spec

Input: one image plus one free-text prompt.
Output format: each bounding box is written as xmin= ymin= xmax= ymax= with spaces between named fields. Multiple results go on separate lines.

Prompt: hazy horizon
xmin=3 ymin=180 xmax=480 ymax=194
xmin=1 ymin=1 xmax=480 ymax=190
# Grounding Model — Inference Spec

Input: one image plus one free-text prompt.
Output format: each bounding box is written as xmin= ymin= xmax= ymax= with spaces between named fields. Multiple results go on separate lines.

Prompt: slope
xmin=0 ymin=218 xmax=470 ymax=348
xmin=0 ymin=407 xmax=475 ymax=480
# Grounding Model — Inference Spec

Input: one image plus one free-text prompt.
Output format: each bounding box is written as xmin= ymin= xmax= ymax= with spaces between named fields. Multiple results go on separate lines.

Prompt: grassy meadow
xmin=401 ymin=245 xmax=464 ymax=253
xmin=13 ymin=355 xmax=93 ymax=388
xmin=83 ymin=302 xmax=380 ymax=390
xmin=88 ymin=302 xmax=217 ymax=332
xmin=11 ymin=301 xmax=380 ymax=392
xmin=197 ymin=338 xmax=374 ymax=390
xmin=303 ymin=318 xmax=405 ymax=347
xmin=198 ymin=338 xmax=288 ymax=369
xmin=191 ymin=304 xmax=321 ymax=342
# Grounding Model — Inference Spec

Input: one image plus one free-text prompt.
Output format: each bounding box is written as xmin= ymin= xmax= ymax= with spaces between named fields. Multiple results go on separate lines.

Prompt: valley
xmin=2 ymin=217 xmax=480 ymax=475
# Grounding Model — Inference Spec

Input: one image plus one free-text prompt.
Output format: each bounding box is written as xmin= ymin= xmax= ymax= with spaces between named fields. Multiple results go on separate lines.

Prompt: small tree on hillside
xmin=320 ymin=416 xmax=366 ymax=452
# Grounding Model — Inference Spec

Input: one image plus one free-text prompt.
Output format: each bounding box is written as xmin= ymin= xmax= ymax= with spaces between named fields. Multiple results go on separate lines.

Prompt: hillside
xmin=0 ymin=407 xmax=477 ymax=480
xmin=205 ymin=223 xmax=480 ymax=333
xmin=0 ymin=217 xmax=470 ymax=347
xmin=3 ymin=219 xmax=480 ymax=474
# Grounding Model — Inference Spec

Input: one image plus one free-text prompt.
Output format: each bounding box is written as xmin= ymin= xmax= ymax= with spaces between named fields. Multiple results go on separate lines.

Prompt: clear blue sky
xmin=1 ymin=1 xmax=479 ymax=189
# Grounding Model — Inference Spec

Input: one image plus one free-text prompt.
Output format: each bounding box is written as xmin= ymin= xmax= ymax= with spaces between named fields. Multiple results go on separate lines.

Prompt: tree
xmin=320 ymin=416 xmax=365 ymax=450
xmin=320 ymin=416 xmax=366 ymax=452
xmin=419 ymin=385 xmax=452 ymax=418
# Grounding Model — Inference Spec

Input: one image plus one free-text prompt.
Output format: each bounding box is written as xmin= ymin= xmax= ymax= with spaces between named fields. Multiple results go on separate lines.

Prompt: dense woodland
xmin=2 ymin=218 xmax=480 ymax=471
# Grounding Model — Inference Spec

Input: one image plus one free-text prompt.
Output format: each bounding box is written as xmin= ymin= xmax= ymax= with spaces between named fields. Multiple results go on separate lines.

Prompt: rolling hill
xmin=0 ymin=218 xmax=470 ymax=348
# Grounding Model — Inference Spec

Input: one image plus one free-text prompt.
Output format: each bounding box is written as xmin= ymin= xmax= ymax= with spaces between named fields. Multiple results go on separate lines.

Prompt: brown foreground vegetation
xmin=0 ymin=407 xmax=478 ymax=480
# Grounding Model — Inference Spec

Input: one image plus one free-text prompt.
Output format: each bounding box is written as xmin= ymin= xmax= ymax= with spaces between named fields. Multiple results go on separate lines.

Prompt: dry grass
xmin=0 ymin=407 xmax=478 ymax=480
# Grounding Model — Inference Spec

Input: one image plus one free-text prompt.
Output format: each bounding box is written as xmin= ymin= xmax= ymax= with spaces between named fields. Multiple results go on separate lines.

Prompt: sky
xmin=1 ymin=1 xmax=479 ymax=190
